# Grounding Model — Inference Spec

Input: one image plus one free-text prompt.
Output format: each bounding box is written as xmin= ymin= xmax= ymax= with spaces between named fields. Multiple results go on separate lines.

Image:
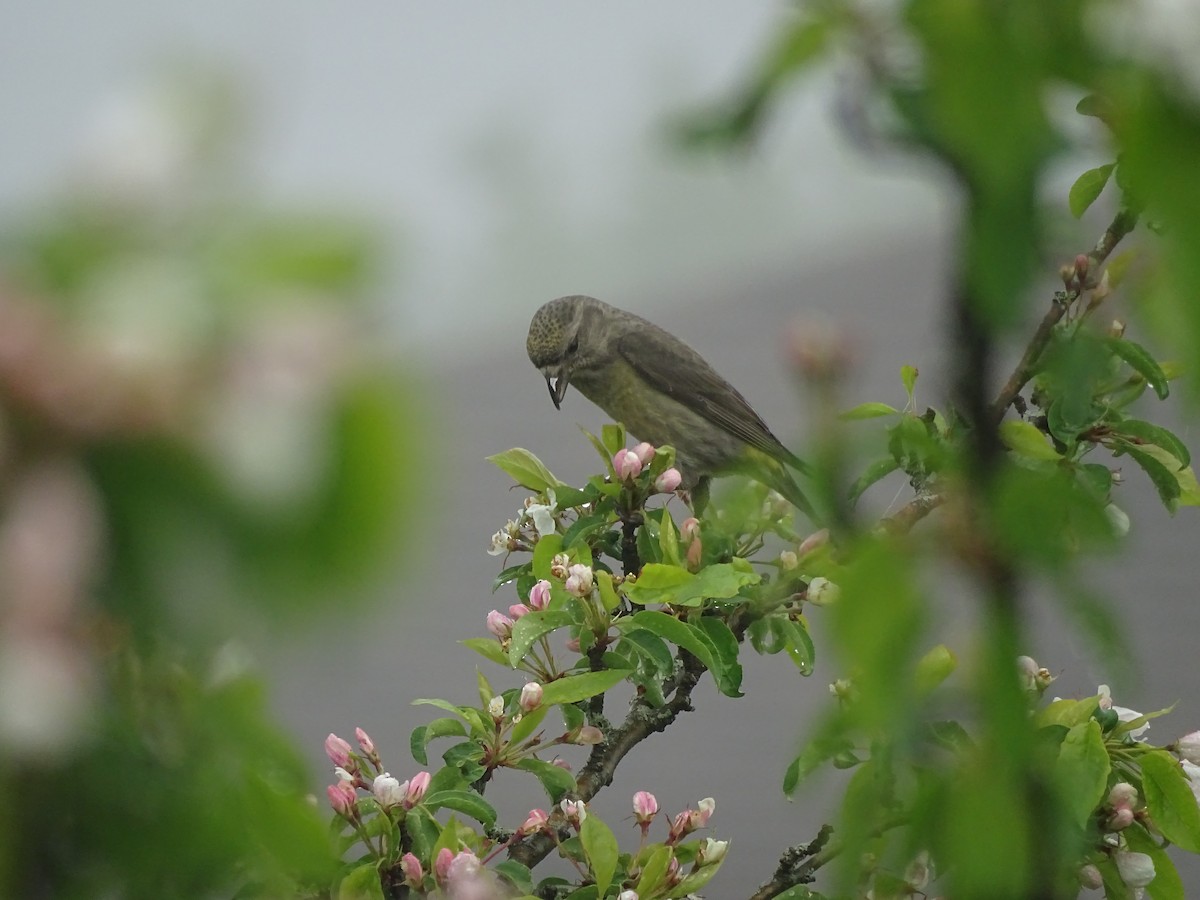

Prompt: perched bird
xmin=526 ymin=294 xmax=814 ymax=518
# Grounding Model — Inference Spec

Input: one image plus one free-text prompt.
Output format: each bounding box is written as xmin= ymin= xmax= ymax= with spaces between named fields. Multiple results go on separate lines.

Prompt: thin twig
xmin=989 ymin=208 xmax=1139 ymax=425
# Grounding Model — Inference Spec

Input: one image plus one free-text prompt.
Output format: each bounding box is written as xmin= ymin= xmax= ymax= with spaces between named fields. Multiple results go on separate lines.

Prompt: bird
xmin=526 ymin=294 xmax=814 ymax=518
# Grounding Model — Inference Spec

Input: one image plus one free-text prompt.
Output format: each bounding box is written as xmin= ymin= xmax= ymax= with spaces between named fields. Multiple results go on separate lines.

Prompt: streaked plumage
xmin=526 ymin=295 xmax=813 ymax=517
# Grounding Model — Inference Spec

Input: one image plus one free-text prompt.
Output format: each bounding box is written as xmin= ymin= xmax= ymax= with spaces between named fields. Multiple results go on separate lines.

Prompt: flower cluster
xmin=323 ymin=729 xmax=430 ymax=821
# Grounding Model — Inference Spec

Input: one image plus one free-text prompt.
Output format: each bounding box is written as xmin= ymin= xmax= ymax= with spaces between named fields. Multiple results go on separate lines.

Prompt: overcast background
xmin=4 ymin=3 xmax=1198 ymax=895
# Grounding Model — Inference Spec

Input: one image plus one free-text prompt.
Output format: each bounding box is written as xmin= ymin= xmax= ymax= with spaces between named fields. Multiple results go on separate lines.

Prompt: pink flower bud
xmin=654 ymin=468 xmax=682 ymax=493
xmin=1175 ymin=730 xmax=1200 ymax=765
xmin=486 ymin=609 xmax=514 ymax=639
xmin=404 ymin=770 xmax=431 ymax=808
xmin=632 ymin=442 xmax=656 ymax=465
xmin=686 ymin=538 xmax=703 ymax=571
xmin=565 ymin=635 xmax=581 ymax=652
xmin=796 ymin=528 xmax=829 ymax=558
xmin=613 ymin=449 xmax=643 ymax=482
xmin=564 ymin=564 xmax=594 ymax=597
xmin=446 ymin=850 xmax=481 ymax=884
xmin=680 ymin=517 xmax=701 ymax=543
xmin=529 ymin=579 xmax=552 ymax=611
xmin=355 ymin=727 xmax=377 ymax=758
xmin=519 ymin=808 xmax=549 ymax=836
xmin=665 ymin=856 xmax=682 ymax=886
xmin=325 ymin=733 xmax=354 ymax=768
xmin=1106 ymin=806 xmax=1134 ymax=831
xmin=633 ymin=791 xmax=658 ymax=825
xmin=520 ymin=682 xmax=544 ymax=712
xmin=509 ymin=603 xmax=533 ymax=620
xmin=434 ymin=847 xmax=455 ymax=883
xmin=574 ymin=725 xmax=603 ymax=745
xmin=401 ymin=852 xmax=424 ymax=887
xmin=1078 ymin=864 xmax=1102 ymax=890
xmin=551 ymin=756 xmax=571 ymax=771
xmin=372 ymin=773 xmax=408 ymax=808
xmin=668 ymin=809 xmax=691 ymax=843
xmin=326 ymin=781 xmax=357 ymax=818
xmin=1108 ymin=782 xmax=1138 ymax=810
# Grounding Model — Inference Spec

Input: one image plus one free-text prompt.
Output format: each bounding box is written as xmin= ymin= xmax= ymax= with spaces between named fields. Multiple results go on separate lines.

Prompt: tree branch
xmin=989 ymin=207 xmax=1139 ymax=425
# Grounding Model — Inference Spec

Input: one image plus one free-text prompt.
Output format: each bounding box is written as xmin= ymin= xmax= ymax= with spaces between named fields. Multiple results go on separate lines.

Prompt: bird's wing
xmin=616 ymin=326 xmax=806 ymax=471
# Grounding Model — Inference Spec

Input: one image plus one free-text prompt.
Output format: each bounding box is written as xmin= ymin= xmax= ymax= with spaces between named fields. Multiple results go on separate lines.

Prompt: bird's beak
xmin=544 ymin=366 xmax=569 ymax=410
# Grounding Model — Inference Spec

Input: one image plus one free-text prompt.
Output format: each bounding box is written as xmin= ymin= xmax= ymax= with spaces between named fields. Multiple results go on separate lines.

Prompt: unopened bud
xmin=518 ymin=808 xmax=549 ymax=836
xmin=778 ymin=550 xmax=798 ymax=571
xmin=633 ymin=790 xmax=658 ymax=825
xmin=565 ymin=564 xmax=594 ymax=597
xmin=1108 ymin=782 xmax=1138 ymax=809
xmin=1078 ymin=863 xmax=1103 ymax=890
xmin=529 ymin=579 xmax=552 ymax=611
xmin=401 ymin=852 xmax=424 ymax=887
xmin=1174 ymin=730 xmax=1200 ymax=764
xmin=1114 ymin=851 xmax=1155 ymax=888
xmin=520 ymin=682 xmax=543 ymax=712
xmin=404 ymin=771 xmax=430 ymax=808
xmin=654 ymin=468 xmax=682 ymax=493
xmin=326 ymin=781 xmax=358 ymax=818
xmin=434 ymin=847 xmax=455 ymax=883
xmin=487 ymin=609 xmax=514 ymax=640
xmin=574 ymin=725 xmax=604 ymax=745
xmin=805 ymin=576 xmax=839 ymax=606
xmin=355 ymin=727 xmax=377 ymax=759
xmin=613 ymin=449 xmax=643 ymax=482
xmin=632 ymin=442 xmax=656 ymax=465
xmin=550 ymin=553 xmax=570 ymax=580
xmin=509 ymin=602 xmax=532 ymax=620
xmin=488 ymin=695 xmax=505 ymax=719
xmin=1074 ymin=254 xmax=1090 ymax=282
xmin=1108 ymin=317 xmax=1125 ymax=338
xmin=1106 ymin=806 xmax=1134 ymax=831
xmin=797 ymin=528 xmax=829 ymax=558
xmin=680 ymin=517 xmax=702 ymax=543
xmin=325 ymin=733 xmax=354 ymax=768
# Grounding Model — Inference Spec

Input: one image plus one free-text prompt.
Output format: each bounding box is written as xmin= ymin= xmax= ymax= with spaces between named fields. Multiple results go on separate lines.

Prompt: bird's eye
xmin=567 ymin=336 xmax=579 ymax=354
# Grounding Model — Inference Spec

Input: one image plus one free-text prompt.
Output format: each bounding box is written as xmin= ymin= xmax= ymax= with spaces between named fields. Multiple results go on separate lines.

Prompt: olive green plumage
xmin=526 ymin=295 xmax=814 ymax=518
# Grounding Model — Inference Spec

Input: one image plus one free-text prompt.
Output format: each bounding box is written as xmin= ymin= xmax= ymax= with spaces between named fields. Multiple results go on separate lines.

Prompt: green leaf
xmin=839 ymin=401 xmax=898 ymax=420
xmin=540 ymin=669 xmax=631 ymax=706
xmin=999 ymin=420 xmax=1062 ymax=461
xmin=1107 ymin=339 xmax=1169 ymax=400
xmin=1068 ymin=164 xmax=1115 ymax=218
xmin=516 ymin=758 xmax=576 ymax=802
xmin=695 ymin=615 xmax=744 ymax=697
xmin=492 ymin=563 xmax=528 ymax=593
xmin=848 ymin=456 xmax=900 ymax=504
xmin=486 ymin=448 xmax=564 ymax=492
xmin=595 ymin=570 xmax=622 ymax=613
xmin=423 ymin=790 xmax=497 ymax=829
xmin=601 ymin=423 xmax=626 ymax=456
xmin=1112 ymin=420 xmax=1191 ymax=466
xmin=1140 ymin=750 xmax=1200 ymax=852
xmin=579 ymin=814 xmax=619 ymax=895
xmin=460 ymin=637 xmax=510 ymax=668
xmin=627 ymin=610 xmax=715 ymax=672
xmin=914 ymin=644 xmax=957 ymax=695
xmin=1053 ymin=720 xmax=1111 ymax=828
xmin=634 ymin=845 xmax=674 ymax=896
xmin=509 ymin=610 xmax=575 ymax=666
xmin=1034 ymin=696 xmax=1100 ymax=729
xmin=624 ymin=562 xmax=759 ymax=608
xmin=337 ymin=863 xmax=385 ymax=900
xmin=1121 ymin=443 xmax=1183 ymax=511
xmin=901 ymin=364 xmax=919 ymax=398
xmin=494 ymin=861 xmax=535 ymax=896
xmin=561 ymin=512 xmax=612 ymax=551
xmin=657 ymin=510 xmax=682 ymax=567
xmin=778 ymin=616 xmax=815 ymax=675
xmin=412 ymin=717 xmax=468 ymax=765
xmin=509 ymin=702 xmax=549 ymax=747
xmin=621 ymin=628 xmax=674 ymax=673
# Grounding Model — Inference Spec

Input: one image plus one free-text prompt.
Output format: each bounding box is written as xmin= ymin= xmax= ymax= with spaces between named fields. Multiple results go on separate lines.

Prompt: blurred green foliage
xmin=0 ymin=70 xmax=418 ymax=897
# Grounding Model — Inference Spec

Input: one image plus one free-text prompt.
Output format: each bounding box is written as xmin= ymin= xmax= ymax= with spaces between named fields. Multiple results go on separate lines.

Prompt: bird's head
xmin=526 ymin=295 xmax=609 ymax=409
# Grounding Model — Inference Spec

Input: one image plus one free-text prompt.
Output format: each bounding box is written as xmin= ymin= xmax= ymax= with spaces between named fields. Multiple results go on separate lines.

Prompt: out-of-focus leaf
xmin=1068 ymin=164 xmax=1115 ymax=218
xmin=1120 ymin=443 xmax=1182 ymax=511
xmin=839 ymin=402 xmax=898 ymax=420
xmin=1053 ymin=720 xmax=1110 ymax=828
xmin=848 ymin=457 xmax=901 ymax=504
xmin=1111 ymin=420 xmax=1191 ymax=466
xmin=1106 ymin=338 xmax=1169 ymax=399
xmin=338 ymin=863 xmax=386 ymax=900
xmin=1000 ymin=420 xmax=1062 ymax=461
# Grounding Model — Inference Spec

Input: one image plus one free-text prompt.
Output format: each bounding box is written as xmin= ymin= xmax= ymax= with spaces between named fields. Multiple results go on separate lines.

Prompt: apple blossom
xmin=698 ymin=838 xmax=728 ymax=865
xmin=613 ymin=449 xmax=643 ymax=482
xmin=334 ymin=766 xmax=353 ymax=782
xmin=405 ymin=771 xmax=431 ymax=808
xmin=1181 ymin=760 xmax=1200 ymax=806
xmin=632 ymin=442 xmax=656 ymax=465
xmin=401 ymin=853 xmax=424 ymax=887
xmin=1098 ymin=685 xmax=1149 ymax=738
xmin=372 ymin=773 xmax=408 ymax=808
xmin=488 ymin=696 xmax=505 ymax=719
xmin=324 ymin=733 xmax=355 ymax=770
xmin=520 ymin=682 xmax=544 ymax=712
xmin=618 ymin=891 xmax=639 ymax=900
xmin=524 ymin=497 xmax=557 ymax=538
xmin=560 ymin=798 xmax=587 ymax=827
xmin=565 ymin=564 xmax=594 ymax=597
xmin=486 ymin=610 xmax=514 ymax=640
xmin=654 ymin=467 xmax=682 ymax=493
xmin=519 ymin=808 xmax=549 ymax=836
xmin=326 ymin=781 xmax=357 ymax=818
xmin=633 ymin=790 xmax=658 ymax=825
xmin=778 ymin=549 xmax=798 ymax=571
xmin=550 ymin=553 xmax=570 ymax=580
xmin=1114 ymin=850 xmax=1155 ymax=888
xmin=528 ymin=579 xmax=552 ymax=611
xmin=805 ymin=576 xmax=839 ymax=606
xmin=1174 ymin=730 xmax=1200 ymax=765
